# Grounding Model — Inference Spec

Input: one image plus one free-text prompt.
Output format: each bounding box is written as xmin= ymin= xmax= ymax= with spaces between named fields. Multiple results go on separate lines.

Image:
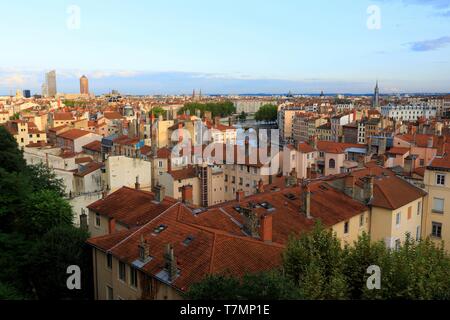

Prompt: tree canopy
xmin=178 ymin=101 xmax=236 ymax=118
xmin=255 ymin=104 xmax=278 ymax=122
xmin=187 ymin=222 xmax=450 ymax=300
xmin=0 ymin=128 xmax=91 ymax=300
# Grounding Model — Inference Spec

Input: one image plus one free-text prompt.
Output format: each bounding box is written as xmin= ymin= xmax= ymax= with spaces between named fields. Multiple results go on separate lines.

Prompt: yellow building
xmin=423 ymin=157 xmax=450 ymax=249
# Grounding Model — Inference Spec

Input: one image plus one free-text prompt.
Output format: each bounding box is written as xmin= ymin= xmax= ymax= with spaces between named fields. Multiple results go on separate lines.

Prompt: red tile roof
xmin=82 ymin=140 xmax=102 ymax=153
xmin=74 ymin=162 xmax=103 ymax=177
xmin=58 ymin=129 xmax=90 ymax=140
xmin=387 ymin=147 xmax=410 ymax=156
xmin=53 ymin=112 xmax=74 ymax=121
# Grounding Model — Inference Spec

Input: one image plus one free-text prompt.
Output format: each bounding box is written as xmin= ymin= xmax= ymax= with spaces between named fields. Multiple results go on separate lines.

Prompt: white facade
xmin=381 ymin=103 xmax=437 ymax=121
xmin=105 ymin=156 xmax=152 ymax=192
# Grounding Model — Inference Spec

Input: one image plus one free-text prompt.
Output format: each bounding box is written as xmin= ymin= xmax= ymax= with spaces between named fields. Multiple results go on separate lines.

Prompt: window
xmin=344 ymin=221 xmax=349 ymax=234
xmin=436 ymin=174 xmax=446 ymax=186
xmin=416 ymin=226 xmax=421 ymax=241
xmin=118 ymin=262 xmax=126 ymax=282
xmin=95 ymin=213 xmax=101 ymax=227
xmin=158 ymin=161 xmax=163 ymax=168
xmin=225 ymin=175 xmax=228 ymax=182
xmin=432 ymin=222 xmax=443 ymax=238
xmin=130 ymin=267 xmax=138 ymax=288
xmin=360 ymin=214 xmax=364 ymax=227
xmin=396 ymin=212 xmax=401 ymax=227
xmin=395 ymin=239 xmax=401 ymax=251
xmin=420 ymin=159 xmax=425 ymax=166
xmin=407 ymin=207 xmax=412 ymax=220
xmin=106 ymin=254 xmax=112 ymax=270
xmin=106 ymin=286 xmax=113 ymax=300
xmin=239 ymin=178 xmax=243 ymax=186
xmin=417 ymin=201 xmax=422 ymax=216
xmin=433 ymin=198 xmax=444 ymax=214
xmin=319 ymin=152 xmax=325 ymax=158
xmin=329 ymin=159 xmax=336 ymax=169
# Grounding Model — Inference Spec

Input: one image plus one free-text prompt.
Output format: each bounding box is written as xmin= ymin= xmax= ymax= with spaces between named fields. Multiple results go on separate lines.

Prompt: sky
xmin=0 ymin=0 xmax=449 ymax=95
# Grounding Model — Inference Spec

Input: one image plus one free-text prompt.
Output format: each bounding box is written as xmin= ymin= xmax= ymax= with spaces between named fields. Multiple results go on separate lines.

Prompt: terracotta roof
xmin=58 ymin=129 xmax=90 ymax=140
xmin=297 ymin=142 xmax=316 ymax=153
xmin=428 ymin=155 xmax=450 ymax=170
xmin=387 ymin=147 xmax=410 ymax=156
xmin=157 ymin=147 xmax=172 ymax=159
xmin=170 ymin=166 xmax=198 ymax=181
xmin=397 ymin=134 xmax=438 ymax=148
xmin=74 ymin=162 xmax=103 ymax=177
xmin=87 ymin=203 xmax=284 ymax=292
xmin=82 ymin=140 xmax=102 ymax=153
xmin=88 ymin=187 xmax=178 ymax=228
xmin=317 ymin=141 xmax=363 ymax=154
xmin=53 ymin=112 xmax=74 ymax=121
xmin=103 ymin=112 xmax=123 ymax=120
xmin=75 ymin=156 xmax=93 ymax=164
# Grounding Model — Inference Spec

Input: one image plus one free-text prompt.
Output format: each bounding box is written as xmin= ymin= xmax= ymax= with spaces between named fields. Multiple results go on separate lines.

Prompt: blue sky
xmin=0 ymin=0 xmax=449 ymax=95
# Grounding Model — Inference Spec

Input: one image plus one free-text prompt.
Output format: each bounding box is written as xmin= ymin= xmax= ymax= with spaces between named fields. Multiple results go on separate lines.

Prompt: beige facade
xmin=423 ymin=167 xmax=450 ymax=249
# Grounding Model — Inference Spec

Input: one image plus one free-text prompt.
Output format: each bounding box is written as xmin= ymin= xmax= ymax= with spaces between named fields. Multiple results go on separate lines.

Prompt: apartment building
xmin=423 ymin=156 xmax=450 ymax=248
xmin=4 ymin=120 xmax=47 ymax=148
xmin=381 ymin=103 xmax=437 ymax=121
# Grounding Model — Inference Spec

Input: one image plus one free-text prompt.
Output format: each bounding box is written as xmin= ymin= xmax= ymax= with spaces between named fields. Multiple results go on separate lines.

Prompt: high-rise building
xmin=45 ymin=70 xmax=57 ymax=97
xmin=23 ymin=90 xmax=31 ymax=98
xmin=373 ymin=80 xmax=380 ymax=109
xmin=80 ymin=75 xmax=89 ymax=95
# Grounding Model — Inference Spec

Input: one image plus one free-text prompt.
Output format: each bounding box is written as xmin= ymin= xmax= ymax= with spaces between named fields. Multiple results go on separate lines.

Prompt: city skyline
xmin=0 ymin=0 xmax=449 ymax=94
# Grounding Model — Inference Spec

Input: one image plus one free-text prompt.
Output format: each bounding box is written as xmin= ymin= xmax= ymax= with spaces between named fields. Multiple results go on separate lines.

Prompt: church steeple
xmin=373 ymin=80 xmax=380 ymax=109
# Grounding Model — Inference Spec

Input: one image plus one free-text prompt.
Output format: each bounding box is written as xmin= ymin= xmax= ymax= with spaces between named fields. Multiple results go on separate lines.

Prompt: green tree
xmin=27 ymin=163 xmax=66 ymax=197
xmin=150 ymin=106 xmax=166 ymax=118
xmin=27 ymin=226 xmax=91 ymax=300
xmin=283 ymin=222 xmax=348 ymax=299
xmin=185 ymin=274 xmax=241 ymax=300
xmin=238 ymin=111 xmax=247 ymax=122
xmin=178 ymin=101 xmax=236 ymax=118
xmin=0 ymin=126 xmax=26 ymax=173
xmin=16 ymin=190 xmax=73 ymax=238
xmin=9 ymin=113 xmax=20 ymax=120
xmin=0 ymin=282 xmax=26 ymax=300
xmin=255 ymin=104 xmax=278 ymax=122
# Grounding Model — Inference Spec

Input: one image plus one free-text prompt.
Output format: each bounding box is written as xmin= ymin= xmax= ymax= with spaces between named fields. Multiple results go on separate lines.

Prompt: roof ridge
xmin=107 ymin=202 xmax=181 ymax=252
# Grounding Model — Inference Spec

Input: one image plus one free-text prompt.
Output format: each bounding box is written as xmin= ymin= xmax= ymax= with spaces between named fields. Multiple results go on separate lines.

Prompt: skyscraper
xmin=80 ymin=75 xmax=89 ymax=95
xmin=23 ymin=90 xmax=31 ymax=98
xmin=373 ymin=80 xmax=380 ymax=109
xmin=45 ymin=70 xmax=57 ymax=97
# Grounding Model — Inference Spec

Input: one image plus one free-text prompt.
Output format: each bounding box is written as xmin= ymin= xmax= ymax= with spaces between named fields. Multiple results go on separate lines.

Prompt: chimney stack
xmin=363 ymin=176 xmax=374 ymax=204
xmin=344 ymin=175 xmax=355 ymax=199
xmin=138 ymin=235 xmax=150 ymax=262
xmin=135 ymin=176 xmax=141 ymax=190
xmin=260 ymin=214 xmax=273 ymax=243
xmin=236 ymin=190 xmax=245 ymax=202
xmin=301 ymin=183 xmax=312 ymax=219
xmin=79 ymin=209 xmax=88 ymax=231
xmin=154 ymin=185 xmax=166 ymax=203
xmin=181 ymin=185 xmax=193 ymax=205
xmin=164 ymin=244 xmax=178 ymax=282
xmin=242 ymin=206 xmax=259 ymax=238
xmin=108 ymin=218 xmax=116 ymax=234
xmin=257 ymin=179 xmax=265 ymax=193
xmin=427 ymin=137 xmax=434 ymax=149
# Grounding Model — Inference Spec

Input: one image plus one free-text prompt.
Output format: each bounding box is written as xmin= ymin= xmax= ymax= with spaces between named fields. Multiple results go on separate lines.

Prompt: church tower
xmin=373 ymin=80 xmax=380 ymax=109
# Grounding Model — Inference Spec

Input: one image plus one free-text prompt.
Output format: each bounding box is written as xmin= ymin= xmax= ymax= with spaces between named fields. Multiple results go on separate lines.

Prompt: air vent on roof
xmin=182 ymin=235 xmax=194 ymax=246
xmin=153 ymin=224 xmax=167 ymax=235
xmin=233 ymin=206 xmax=242 ymax=213
xmin=284 ymin=193 xmax=297 ymax=200
xmin=259 ymin=202 xmax=274 ymax=210
xmin=192 ymin=208 xmax=207 ymax=216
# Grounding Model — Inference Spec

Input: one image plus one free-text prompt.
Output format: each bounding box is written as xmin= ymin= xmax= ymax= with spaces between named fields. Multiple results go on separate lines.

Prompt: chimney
xmin=79 ymin=209 xmax=88 ymax=231
xmin=427 ymin=137 xmax=434 ymax=148
xmin=301 ymin=183 xmax=312 ymax=219
xmin=257 ymin=179 xmax=265 ymax=193
xmin=138 ymin=235 xmax=150 ymax=262
xmin=344 ymin=175 xmax=355 ymax=199
xmin=245 ymin=137 xmax=250 ymax=157
xmin=154 ymin=185 xmax=166 ymax=203
xmin=242 ymin=206 xmax=259 ymax=238
xmin=108 ymin=218 xmax=116 ymax=234
xmin=260 ymin=214 xmax=273 ymax=243
xmin=363 ymin=176 xmax=374 ymax=204
xmin=236 ymin=190 xmax=245 ymax=202
xmin=367 ymin=137 xmax=373 ymax=155
xmin=357 ymin=155 xmax=366 ymax=168
xmin=135 ymin=176 xmax=140 ymax=190
xmin=181 ymin=185 xmax=193 ymax=204
xmin=164 ymin=244 xmax=178 ymax=282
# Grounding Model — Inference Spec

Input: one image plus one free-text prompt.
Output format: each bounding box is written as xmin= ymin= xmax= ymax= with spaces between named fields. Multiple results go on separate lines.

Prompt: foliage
xmin=0 ymin=128 xmax=91 ymax=300
xmin=150 ymin=106 xmax=166 ymax=118
xmin=178 ymin=101 xmax=236 ymax=118
xmin=9 ymin=113 xmax=20 ymax=120
xmin=27 ymin=226 xmax=91 ymax=300
xmin=0 ymin=126 xmax=26 ymax=173
xmin=238 ymin=111 xmax=247 ymax=122
xmin=27 ymin=163 xmax=66 ymax=197
xmin=255 ymin=104 xmax=278 ymax=122
xmin=17 ymin=190 xmax=73 ymax=238
xmin=188 ymin=223 xmax=450 ymax=300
